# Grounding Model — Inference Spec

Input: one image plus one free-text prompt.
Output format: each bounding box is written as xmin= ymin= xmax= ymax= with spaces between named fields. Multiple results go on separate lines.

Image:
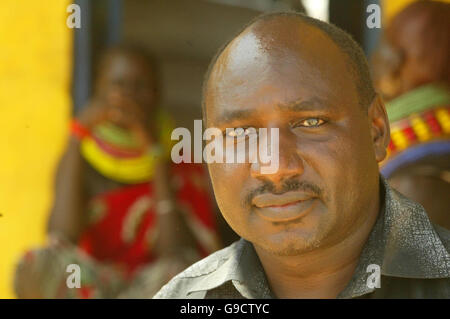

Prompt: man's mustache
xmin=244 ymin=178 xmax=323 ymax=207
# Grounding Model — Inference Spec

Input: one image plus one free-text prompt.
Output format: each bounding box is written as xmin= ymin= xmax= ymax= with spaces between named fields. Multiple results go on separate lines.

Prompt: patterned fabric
xmin=153 ymin=177 xmax=450 ymax=299
xmin=79 ymin=162 xmax=220 ymax=276
xmin=14 ymin=242 xmax=125 ymax=299
xmin=14 ymin=162 xmax=220 ymax=298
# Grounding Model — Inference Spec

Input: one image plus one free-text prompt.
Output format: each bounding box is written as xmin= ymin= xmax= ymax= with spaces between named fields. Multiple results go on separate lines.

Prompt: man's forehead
xmin=205 ymin=16 xmax=356 ymax=123
xmin=216 ymin=17 xmax=345 ymax=72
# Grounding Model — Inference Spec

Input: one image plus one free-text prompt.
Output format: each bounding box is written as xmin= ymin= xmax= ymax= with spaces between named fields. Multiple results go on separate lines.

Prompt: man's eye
xmin=226 ymin=127 xmax=255 ymax=138
xmin=293 ymin=118 xmax=326 ymax=128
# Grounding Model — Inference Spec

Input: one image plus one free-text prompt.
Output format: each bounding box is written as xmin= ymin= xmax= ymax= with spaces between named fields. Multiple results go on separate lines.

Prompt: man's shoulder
xmin=389 ymin=186 xmax=450 ymax=252
xmin=153 ymin=240 xmax=242 ymax=299
xmin=434 ymin=224 xmax=450 ymax=251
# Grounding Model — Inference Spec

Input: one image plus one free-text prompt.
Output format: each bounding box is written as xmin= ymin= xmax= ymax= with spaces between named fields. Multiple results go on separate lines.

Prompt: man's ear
xmin=368 ymin=94 xmax=390 ymax=163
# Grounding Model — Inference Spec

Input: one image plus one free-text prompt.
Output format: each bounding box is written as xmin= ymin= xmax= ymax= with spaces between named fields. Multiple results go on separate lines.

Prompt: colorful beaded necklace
xmin=380 ymin=84 xmax=450 ymax=177
xmin=71 ymin=111 xmax=174 ymax=184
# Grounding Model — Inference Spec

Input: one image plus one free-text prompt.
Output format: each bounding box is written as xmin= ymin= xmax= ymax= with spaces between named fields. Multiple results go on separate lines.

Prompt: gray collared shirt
xmin=154 ymin=178 xmax=450 ymax=299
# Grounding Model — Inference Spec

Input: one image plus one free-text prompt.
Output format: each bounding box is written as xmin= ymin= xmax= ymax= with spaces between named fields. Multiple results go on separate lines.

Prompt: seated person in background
xmin=14 ymin=45 xmax=225 ymax=298
xmin=372 ymin=0 xmax=450 ymax=229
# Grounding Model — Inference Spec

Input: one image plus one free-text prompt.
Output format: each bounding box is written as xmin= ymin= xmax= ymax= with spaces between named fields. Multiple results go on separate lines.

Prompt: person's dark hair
xmin=202 ymin=11 xmax=376 ymax=119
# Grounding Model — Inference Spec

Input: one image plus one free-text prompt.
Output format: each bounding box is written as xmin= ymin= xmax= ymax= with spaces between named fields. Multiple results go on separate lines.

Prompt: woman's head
xmin=94 ymin=45 xmax=160 ymax=119
xmin=372 ymin=1 xmax=450 ymax=100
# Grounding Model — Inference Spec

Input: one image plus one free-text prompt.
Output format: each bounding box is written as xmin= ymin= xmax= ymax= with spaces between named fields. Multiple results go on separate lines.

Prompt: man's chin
xmin=254 ymin=232 xmax=322 ymax=256
xmin=252 ymin=224 xmax=334 ymax=256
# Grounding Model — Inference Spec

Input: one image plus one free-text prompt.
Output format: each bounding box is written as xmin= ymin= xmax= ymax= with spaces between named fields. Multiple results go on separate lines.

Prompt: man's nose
xmin=251 ymin=129 xmax=304 ymax=184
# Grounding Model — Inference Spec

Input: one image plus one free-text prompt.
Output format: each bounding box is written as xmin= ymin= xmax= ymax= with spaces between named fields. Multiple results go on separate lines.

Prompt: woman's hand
xmin=78 ymin=99 xmax=153 ymax=150
xmin=77 ymin=100 xmax=111 ymax=129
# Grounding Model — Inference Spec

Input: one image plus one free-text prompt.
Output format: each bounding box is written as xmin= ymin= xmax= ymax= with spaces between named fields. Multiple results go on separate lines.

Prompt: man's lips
xmin=252 ymin=191 xmax=318 ymax=222
xmin=253 ymin=191 xmax=315 ymax=207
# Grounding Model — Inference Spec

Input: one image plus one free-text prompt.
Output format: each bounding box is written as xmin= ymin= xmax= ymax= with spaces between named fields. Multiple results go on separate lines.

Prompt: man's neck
xmin=254 ymin=195 xmax=380 ymax=299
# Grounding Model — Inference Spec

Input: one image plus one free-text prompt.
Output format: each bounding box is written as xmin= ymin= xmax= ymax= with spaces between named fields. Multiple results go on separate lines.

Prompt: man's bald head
xmin=202 ymin=12 xmax=375 ymax=118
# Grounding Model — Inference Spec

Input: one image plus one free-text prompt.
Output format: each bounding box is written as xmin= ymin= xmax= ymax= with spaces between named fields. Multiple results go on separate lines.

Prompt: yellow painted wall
xmin=0 ymin=1 xmax=72 ymax=298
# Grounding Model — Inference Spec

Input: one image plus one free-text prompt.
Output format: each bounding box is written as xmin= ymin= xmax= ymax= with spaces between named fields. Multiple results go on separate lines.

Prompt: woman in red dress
xmin=14 ymin=45 xmax=225 ymax=298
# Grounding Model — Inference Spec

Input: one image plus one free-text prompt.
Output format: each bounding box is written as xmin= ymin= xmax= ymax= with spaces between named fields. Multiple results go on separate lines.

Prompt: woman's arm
xmin=47 ymin=135 xmax=87 ymax=243
xmin=47 ymin=102 xmax=109 ymax=243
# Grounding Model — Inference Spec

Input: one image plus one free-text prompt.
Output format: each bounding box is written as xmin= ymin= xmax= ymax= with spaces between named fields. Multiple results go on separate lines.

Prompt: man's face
xmin=205 ymin=20 xmax=382 ymax=256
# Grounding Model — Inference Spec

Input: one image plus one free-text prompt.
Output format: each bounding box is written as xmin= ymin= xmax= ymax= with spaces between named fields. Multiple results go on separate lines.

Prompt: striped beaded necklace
xmin=380 ymin=84 xmax=450 ymax=177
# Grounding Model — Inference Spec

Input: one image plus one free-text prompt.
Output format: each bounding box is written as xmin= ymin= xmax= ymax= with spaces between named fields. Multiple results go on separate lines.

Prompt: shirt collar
xmin=186 ymin=238 xmax=273 ymax=298
xmin=187 ymin=177 xmax=450 ymax=298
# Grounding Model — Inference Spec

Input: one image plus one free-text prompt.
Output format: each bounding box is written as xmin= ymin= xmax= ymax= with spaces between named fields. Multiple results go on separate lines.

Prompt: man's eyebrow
xmin=214 ymin=109 xmax=255 ymax=125
xmin=212 ymin=98 xmax=329 ymax=124
xmin=278 ymin=98 xmax=329 ymax=112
